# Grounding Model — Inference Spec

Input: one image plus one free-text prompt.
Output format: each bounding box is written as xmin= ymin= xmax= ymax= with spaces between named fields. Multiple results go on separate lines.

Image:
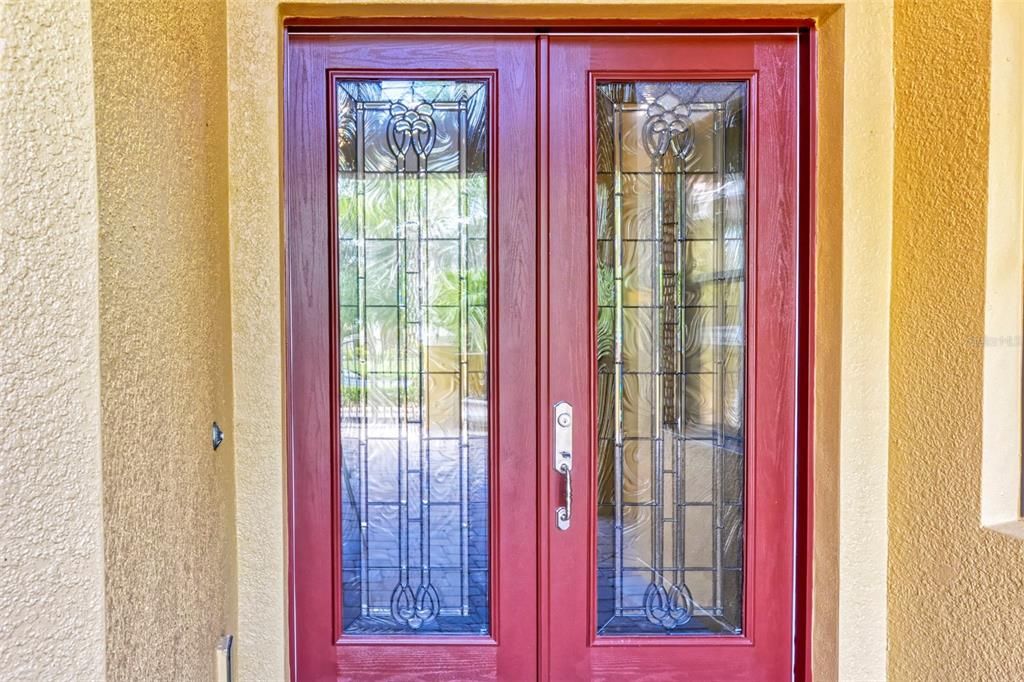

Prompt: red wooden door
xmin=286 ymin=29 xmax=804 ymax=682
xmin=543 ymin=34 xmax=800 ymax=680
xmin=284 ymin=34 xmax=538 ymax=680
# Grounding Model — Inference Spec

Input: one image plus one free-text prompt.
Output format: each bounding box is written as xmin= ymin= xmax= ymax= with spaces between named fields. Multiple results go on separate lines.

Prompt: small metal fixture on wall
xmin=211 ymin=422 xmax=225 ymax=451
xmin=215 ymin=634 xmax=233 ymax=682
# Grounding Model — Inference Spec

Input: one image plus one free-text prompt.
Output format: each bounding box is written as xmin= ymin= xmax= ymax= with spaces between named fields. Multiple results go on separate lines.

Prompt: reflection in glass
xmin=595 ymin=82 xmax=747 ymax=636
xmin=337 ymin=80 xmax=489 ymax=635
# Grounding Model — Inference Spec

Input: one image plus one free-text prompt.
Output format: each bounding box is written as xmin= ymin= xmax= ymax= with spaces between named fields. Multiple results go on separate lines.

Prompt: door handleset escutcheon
xmin=553 ymin=401 xmax=573 ymax=531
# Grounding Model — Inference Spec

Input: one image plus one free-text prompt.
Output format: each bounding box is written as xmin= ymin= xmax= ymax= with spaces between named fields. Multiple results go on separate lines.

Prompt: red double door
xmin=286 ymin=30 xmax=803 ymax=681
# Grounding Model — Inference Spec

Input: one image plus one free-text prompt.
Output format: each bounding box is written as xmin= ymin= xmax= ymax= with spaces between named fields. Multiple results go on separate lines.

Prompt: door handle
xmin=554 ymin=401 xmax=573 ymax=531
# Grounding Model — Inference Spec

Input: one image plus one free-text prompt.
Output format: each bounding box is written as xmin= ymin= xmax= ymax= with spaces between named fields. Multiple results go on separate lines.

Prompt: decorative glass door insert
xmin=594 ymin=81 xmax=747 ymax=636
xmin=336 ymin=79 xmax=490 ymax=635
xmin=545 ymin=34 xmax=798 ymax=680
xmin=285 ymin=31 xmax=803 ymax=681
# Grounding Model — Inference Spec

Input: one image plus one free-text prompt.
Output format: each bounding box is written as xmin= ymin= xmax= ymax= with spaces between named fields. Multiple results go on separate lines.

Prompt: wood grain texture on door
xmin=285 ymin=34 xmax=538 ymax=681
xmin=543 ymin=34 xmax=800 ymax=681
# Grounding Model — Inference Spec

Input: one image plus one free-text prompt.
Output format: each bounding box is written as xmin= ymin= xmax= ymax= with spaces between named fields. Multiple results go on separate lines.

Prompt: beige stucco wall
xmin=887 ymin=1 xmax=1024 ymax=679
xmin=0 ymin=0 xmax=107 ymax=678
xmin=2 ymin=0 xmax=237 ymax=679
xmin=226 ymin=3 xmax=289 ymax=679
xmin=89 ymin=0 xmax=239 ymax=679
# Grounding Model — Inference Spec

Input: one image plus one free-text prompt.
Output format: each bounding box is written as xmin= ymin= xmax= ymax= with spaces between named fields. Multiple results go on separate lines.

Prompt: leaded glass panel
xmin=337 ymin=79 xmax=490 ymax=635
xmin=595 ymin=81 xmax=747 ymax=636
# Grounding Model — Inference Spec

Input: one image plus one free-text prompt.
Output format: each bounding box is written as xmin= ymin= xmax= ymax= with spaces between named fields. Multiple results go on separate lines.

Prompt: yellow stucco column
xmin=0 ymin=0 xmax=106 ymax=677
xmin=89 ymin=0 xmax=239 ymax=678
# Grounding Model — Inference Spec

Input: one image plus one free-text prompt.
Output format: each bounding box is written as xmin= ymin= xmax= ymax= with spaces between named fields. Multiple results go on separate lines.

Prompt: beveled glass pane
xmin=595 ymin=81 xmax=747 ymax=636
xmin=337 ymin=79 xmax=490 ymax=635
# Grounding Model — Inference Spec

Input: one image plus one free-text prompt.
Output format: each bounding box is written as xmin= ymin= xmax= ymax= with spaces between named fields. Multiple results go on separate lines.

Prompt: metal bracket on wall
xmin=212 ymin=422 xmax=225 ymax=451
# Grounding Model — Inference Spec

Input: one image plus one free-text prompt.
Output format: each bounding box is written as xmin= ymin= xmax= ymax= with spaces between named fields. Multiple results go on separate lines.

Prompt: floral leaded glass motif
xmin=337 ymin=80 xmax=490 ymax=635
xmin=595 ymin=82 xmax=748 ymax=636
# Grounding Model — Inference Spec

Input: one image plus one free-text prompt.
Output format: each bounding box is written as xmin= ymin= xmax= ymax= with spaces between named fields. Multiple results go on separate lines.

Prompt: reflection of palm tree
xmin=338 ymin=263 xmax=488 ymax=414
xmin=430 ymin=267 xmax=488 ymax=432
xmin=430 ymin=267 xmax=487 ymax=347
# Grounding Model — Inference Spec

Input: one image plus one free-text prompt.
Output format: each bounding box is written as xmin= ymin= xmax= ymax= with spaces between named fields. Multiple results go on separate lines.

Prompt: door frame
xmin=282 ymin=21 xmax=817 ymax=681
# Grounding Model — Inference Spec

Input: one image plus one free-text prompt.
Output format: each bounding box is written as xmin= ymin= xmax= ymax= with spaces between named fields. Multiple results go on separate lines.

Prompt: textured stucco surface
xmin=91 ymin=0 xmax=238 ymax=679
xmin=834 ymin=4 xmax=894 ymax=681
xmin=889 ymin=1 xmax=1024 ymax=679
xmin=0 ymin=0 xmax=107 ymax=678
xmin=226 ymin=2 xmax=288 ymax=679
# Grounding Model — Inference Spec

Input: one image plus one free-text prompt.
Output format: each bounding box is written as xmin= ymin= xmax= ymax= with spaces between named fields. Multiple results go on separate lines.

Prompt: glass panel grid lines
xmin=595 ymin=81 xmax=748 ymax=636
xmin=337 ymin=79 xmax=490 ymax=636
